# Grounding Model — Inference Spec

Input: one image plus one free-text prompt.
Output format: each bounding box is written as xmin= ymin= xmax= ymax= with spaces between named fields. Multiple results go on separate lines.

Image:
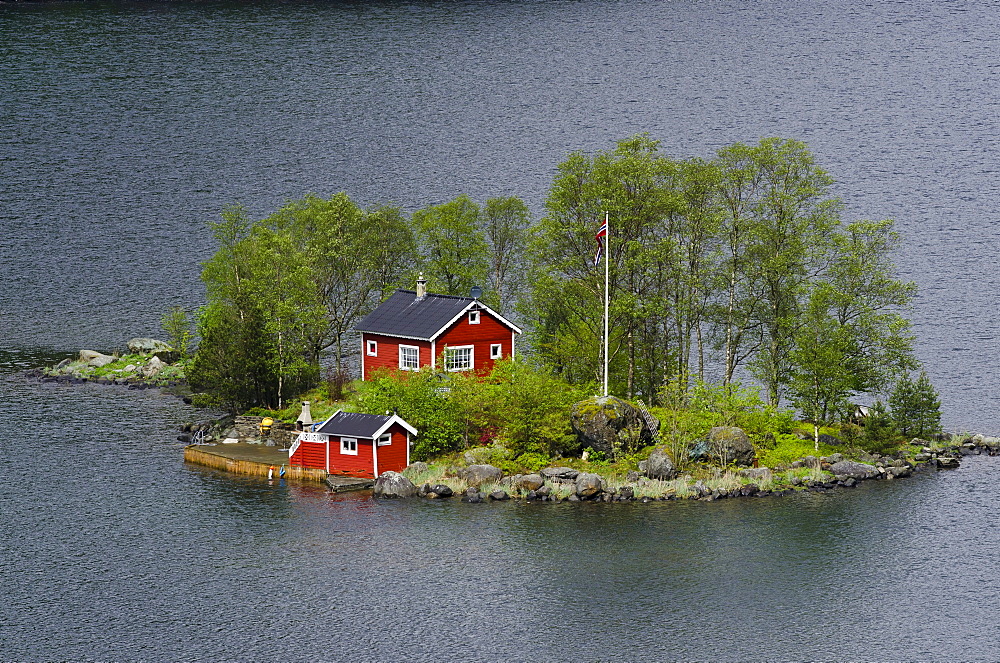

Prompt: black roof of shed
xmin=316 ymin=411 xmax=391 ymax=438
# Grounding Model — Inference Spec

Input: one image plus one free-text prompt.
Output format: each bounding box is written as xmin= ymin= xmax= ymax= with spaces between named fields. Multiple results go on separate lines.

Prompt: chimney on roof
xmin=416 ymin=273 xmax=427 ymax=300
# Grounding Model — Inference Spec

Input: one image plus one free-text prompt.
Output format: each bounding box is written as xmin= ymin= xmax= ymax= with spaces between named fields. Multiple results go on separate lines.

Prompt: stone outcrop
xmin=373 ymin=471 xmax=417 ymax=498
xmin=575 ymin=472 xmax=603 ymax=498
xmin=514 ymin=473 xmax=545 ymax=491
xmin=540 ymin=467 xmax=579 ymax=482
xmin=127 ymin=337 xmax=173 ymax=354
xmin=570 ymin=396 xmax=658 ymax=459
xmin=457 ymin=464 xmax=502 ymax=487
xmin=693 ymin=426 xmax=756 ymax=467
xmin=79 ymin=350 xmax=116 ymax=367
xmin=142 ymin=356 xmax=166 ymax=378
xmin=639 ymin=447 xmax=676 ymax=480
xmin=829 ymin=460 xmax=878 ymax=479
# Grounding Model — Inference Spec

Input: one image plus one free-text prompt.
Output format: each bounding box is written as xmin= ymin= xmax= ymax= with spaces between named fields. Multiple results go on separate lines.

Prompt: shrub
xmin=351 ymin=359 xmax=590 ymax=462
xmin=515 ymin=452 xmax=549 ymax=473
xmin=860 ymin=400 xmax=900 ymax=455
xmin=352 ymin=368 xmax=467 ymax=460
xmin=889 ymin=371 xmax=942 ymax=439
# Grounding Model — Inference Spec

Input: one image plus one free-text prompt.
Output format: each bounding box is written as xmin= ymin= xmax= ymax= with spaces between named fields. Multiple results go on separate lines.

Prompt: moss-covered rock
xmin=569 ymin=396 xmax=658 ymax=460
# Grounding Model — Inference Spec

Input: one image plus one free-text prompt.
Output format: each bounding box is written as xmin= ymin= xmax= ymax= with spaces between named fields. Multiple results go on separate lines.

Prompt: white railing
xmin=288 ymin=432 xmax=326 ymax=459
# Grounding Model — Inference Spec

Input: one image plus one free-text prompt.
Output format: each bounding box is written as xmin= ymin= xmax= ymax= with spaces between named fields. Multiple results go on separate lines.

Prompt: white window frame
xmin=340 ymin=437 xmax=358 ymax=455
xmin=399 ymin=344 xmax=420 ymax=370
xmin=377 ymin=432 xmax=392 ymax=446
xmin=444 ymin=345 xmax=474 ymax=372
xmin=366 ymin=339 xmax=378 ymax=356
xmin=468 ymin=310 xmax=480 ymax=324
xmin=490 ymin=343 xmax=502 ymax=359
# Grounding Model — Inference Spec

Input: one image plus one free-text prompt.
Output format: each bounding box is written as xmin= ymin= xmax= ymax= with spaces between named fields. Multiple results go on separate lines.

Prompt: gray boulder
xmin=818 ymin=433 xmax=842 ymax=446
xmin=829 ymin=460 xmax=878 ymax=479
xmin=143 ymin=356 xmax=166 ymax=378
xmin=540 ymin=466 xmax=579 ymax=482
xmin=695 ymin=427 xmax=756 ymax=467
xmin=740 ymin=467 xmax=773 ymax=481
xmin=458 ymin=464 xmax=502 ymax=488
xmin=127 ymin=338 xmax=173 ymax=354
xmin=515 ymin=473 xmax=545 ymax=491
xmin=570 ymin=396 xmax=659 ymax=459
xmin=79 ymin=350 xmax=116 ymax=368
xmin=373 ymin=471 xmax=417 ymax=498
xmin=640 ymin=447 xmax=677 ymax=480
xmin=575 ymin=472 xmax=603 ymax=498
xmin=430 ymin=484 xmax=453 ymax=498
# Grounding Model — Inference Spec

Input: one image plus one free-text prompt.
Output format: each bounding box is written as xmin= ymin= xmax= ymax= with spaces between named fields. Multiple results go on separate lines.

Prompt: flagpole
xmin=603 ymin=210 xmax=609 ymax=398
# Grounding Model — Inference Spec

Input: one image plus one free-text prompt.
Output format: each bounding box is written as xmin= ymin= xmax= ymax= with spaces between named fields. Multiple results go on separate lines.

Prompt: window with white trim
xmin=377 ymin=433 xmax=392 ymax=446
xmin=468 ymin=310 xmax=480 ymax=324
xmin=490 ymin=343 xmax=502 ymax=359
xmin=399 ymin=345 xmax=420 ymax=370
xmin=444 ymin=345 xmax=473 ymax=371
xmin=366 ymin=340 xmax=377 ymax=356
xmin=340 ymin=437 xmax=358 ymax=455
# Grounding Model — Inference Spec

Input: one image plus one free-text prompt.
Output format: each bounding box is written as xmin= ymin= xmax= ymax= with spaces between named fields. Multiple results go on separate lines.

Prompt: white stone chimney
xmin=297 ymin=401 xmax=313 ymax=426
xmin=416 ymin=273 xmax=427 ymax=300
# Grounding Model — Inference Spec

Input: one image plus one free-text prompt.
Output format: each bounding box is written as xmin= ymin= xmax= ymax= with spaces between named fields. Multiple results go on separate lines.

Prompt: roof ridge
xmin=394 ymin=289 xmax=473 ymax=301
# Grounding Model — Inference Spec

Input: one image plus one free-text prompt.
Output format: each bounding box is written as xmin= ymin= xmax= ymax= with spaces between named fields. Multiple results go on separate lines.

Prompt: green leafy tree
xmin=861 ymin=400 xmax=898 ymax=454
xmin=478 ymin=359 xmax=591 ymax=457
xmin=826 ymin=219 xmax=917 ymax=394
xmin=889 ymin=370 xmax=942 ymax=439
xmin=188 ymin=204 xmax=324 ymax=411
xmin=528 ymin=134 xmax=678 ymax=394
xmin=351 ymin=368 xmax=467 ymax=460
xmin=270 ymin=193 xmax=416 ymax=373
xmin=160 ymin=305 xmax=193 ymax=359
xmin=481 ymin=196 xmax=532 ymax=313
xmin=786 ymin=289 xmax=856 ymax=450
xmin=413 ymin=195 xmax=489 ymax=297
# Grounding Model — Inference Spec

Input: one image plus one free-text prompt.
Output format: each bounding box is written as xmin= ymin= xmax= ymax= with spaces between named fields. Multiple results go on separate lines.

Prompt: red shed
xmin=355 ymin=276 xmax=521 ymax=380
xmin=289 ymin=410 xmax=417 ymax=478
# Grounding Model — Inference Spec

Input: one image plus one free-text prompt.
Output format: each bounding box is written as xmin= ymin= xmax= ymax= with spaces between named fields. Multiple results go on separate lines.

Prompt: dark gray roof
xmin=354 ymin=289 xmax=475 ymax=340
xmin=316 ymin=411 xmax=390 ymax=438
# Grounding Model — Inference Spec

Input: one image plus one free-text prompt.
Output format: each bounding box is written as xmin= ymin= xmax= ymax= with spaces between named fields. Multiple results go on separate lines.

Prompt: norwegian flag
xmin=593 ymin=218 xmax=608 ymax=266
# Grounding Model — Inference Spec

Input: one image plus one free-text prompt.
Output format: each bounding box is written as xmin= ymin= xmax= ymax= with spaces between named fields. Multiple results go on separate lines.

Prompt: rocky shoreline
xmin=373 ymin=434 xmax=995 ymax=504
xmin=25 ymin=338 xmax=192 ymax=398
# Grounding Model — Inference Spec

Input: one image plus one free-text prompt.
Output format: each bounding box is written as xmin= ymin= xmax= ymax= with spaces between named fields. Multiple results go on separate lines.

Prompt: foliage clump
xmin=351 ymin=359 xmax=589 ymax=462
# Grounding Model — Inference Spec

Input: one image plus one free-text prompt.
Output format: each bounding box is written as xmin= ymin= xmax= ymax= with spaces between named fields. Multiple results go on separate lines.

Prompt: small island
xmin=32 ymin=134 xmax=977 ymax=504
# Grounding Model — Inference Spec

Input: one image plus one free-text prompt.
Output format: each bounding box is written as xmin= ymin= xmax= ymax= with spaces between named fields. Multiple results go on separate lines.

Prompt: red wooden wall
xmin=374 ymin=425 xmax=409 ymax=474
xmin=361 ymin=334 xmax=432 ymax=380
xmin=290 ymin=441 xmax=326 ymax=469
xmin=438 ymin=310 xmax=514 ymax=374
xmin=327 ymin=436 xmax=376 ymax=478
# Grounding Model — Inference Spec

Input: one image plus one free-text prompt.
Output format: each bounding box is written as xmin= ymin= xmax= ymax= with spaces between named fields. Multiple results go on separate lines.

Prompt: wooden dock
xmin=325 ymin=475 xmax=375 ymax=492
xmin=184 ymin=443 xmax=372 ymax=490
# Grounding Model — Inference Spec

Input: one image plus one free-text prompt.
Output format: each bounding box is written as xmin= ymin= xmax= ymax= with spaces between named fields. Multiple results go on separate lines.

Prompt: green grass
xmin=757 ymin=433 xmax=840 ymax=468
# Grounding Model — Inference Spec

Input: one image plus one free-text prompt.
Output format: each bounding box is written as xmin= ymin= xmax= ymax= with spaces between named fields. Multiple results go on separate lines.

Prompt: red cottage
xmin=289 ymin=410 xmax=417 ymax=478
xmin=354 ymin=276 xmax=521 ymax=380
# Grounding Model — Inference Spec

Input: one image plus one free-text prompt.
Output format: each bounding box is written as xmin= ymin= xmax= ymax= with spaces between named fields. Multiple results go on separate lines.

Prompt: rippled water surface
xmin=4 ymin=1 xmax=1000 ymax=659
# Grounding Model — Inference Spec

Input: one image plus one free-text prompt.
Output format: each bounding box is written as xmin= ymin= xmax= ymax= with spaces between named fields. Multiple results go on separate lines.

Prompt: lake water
xmin=3 ymin=1 xmax=1000 ymax=659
